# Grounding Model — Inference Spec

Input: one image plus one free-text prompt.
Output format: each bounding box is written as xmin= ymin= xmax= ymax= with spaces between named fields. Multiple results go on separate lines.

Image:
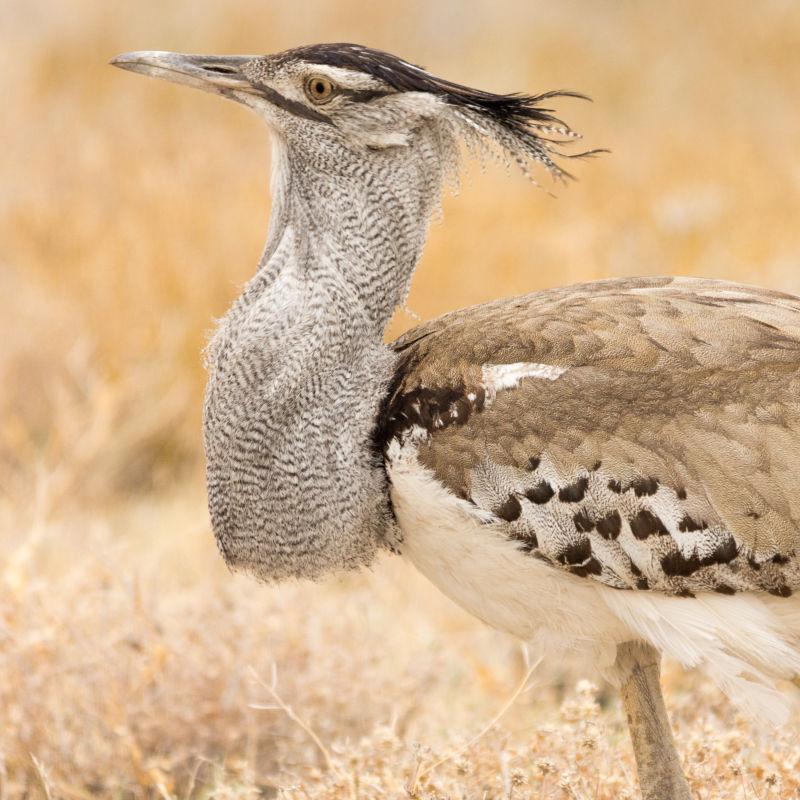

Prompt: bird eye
xmin=305 ymin=76 xmax=335 ymax=104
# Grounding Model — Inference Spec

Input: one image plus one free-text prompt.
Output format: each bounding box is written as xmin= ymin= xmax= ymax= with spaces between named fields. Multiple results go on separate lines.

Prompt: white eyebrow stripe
xmin=482 ymin=362 xmax=567 ymax=392
xmin=299 ymin=63 xmax=382 ymax=89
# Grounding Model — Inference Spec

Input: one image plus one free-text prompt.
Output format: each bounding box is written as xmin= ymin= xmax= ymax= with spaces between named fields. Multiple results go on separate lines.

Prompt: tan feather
xmin=383 ymin=276 xmax=800 ymax=596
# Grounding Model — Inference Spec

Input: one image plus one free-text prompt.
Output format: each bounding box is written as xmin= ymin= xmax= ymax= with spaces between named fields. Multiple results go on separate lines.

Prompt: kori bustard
xmin=112 ymin=44 xmax=800 ymax=799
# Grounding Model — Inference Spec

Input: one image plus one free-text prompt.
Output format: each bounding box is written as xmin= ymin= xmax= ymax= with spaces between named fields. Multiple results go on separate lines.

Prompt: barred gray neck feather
xmin=204 ymin=107 xmax=450 ymax=581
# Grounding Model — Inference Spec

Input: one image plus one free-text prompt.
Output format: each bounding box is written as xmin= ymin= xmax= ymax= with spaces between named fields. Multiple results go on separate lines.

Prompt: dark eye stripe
xmin=337 ymin=88 xmax=393 ymax=103
xmin=232 ymin=84 xmax=391 ymax=125
xmin=248 ymin=84 xmax=334 ymax=124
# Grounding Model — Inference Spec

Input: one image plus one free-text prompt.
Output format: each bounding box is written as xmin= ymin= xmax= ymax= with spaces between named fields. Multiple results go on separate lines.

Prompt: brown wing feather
xmin=383 ymin=276 xmax=800 ymax=596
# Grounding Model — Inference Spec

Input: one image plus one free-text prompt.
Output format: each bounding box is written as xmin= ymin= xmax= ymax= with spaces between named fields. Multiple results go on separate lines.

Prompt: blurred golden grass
xmin=2 ymin=0 xmax=800 ymax=796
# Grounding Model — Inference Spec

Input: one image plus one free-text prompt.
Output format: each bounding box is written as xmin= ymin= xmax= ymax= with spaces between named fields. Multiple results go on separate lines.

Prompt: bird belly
xmin=386 ymin=439 xmax=625 ymax=647
xmin=387 ymin=439 xmax=800 ymax=724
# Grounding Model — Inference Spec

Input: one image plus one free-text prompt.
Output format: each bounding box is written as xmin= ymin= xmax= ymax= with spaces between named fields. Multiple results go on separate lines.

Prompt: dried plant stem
xmin=249 ymin=665 xmax=336 ymax=774
xmin=30 ymin=757 xmax=54 ymax=800
xmin=408 ymin=654 xmax=543 ymax=792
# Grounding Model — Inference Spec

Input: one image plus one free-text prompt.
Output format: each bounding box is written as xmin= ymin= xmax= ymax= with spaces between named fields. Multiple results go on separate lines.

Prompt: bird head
xmin=111 ymin=43 xmax=598 ymax=185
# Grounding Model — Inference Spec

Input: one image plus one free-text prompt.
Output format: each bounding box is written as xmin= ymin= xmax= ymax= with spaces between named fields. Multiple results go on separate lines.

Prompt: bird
xmin=111 ymin=43 xmax=800 ymax=800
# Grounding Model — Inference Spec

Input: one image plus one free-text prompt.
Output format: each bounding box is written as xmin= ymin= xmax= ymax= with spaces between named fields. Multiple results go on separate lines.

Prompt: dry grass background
xmin=2 ymin=0 xmax=800 ymax=797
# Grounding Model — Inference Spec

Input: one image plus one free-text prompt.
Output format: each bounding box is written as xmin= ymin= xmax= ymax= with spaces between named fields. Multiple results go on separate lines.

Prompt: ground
xmin=2 ymin=484 xmax=800 ymax=798
xmin=2 ymin=0 xmax=800 ymax=797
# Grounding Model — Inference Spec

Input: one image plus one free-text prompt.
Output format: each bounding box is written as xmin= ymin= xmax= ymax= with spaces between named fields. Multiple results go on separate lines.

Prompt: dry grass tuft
xmin=3 ymin=489 xmax=800 ymax=798
xmin=2 ymin=0 xmax=800 ymax=796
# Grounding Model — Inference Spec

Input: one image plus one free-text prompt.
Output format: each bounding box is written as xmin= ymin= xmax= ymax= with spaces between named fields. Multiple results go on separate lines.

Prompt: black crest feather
xmin=278 ymin=43 xmax=604 ymax=180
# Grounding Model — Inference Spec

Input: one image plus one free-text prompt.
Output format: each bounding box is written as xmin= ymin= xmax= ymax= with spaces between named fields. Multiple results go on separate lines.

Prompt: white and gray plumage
xmin=112 ymin=43 xmax=800 ymax=799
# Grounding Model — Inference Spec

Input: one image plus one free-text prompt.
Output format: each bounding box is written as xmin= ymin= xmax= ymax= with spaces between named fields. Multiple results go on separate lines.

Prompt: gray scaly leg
xmin=615 ymin=641 xmax=692 ymax=800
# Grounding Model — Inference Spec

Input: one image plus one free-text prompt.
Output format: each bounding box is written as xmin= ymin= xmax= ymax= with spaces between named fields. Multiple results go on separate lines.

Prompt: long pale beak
xmin=110 ymin=51 xmax=257 ymax=96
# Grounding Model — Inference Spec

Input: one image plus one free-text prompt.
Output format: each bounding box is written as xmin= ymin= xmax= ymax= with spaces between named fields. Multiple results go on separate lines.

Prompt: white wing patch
xmin=482 ymin=362 xmax=566 ymax=400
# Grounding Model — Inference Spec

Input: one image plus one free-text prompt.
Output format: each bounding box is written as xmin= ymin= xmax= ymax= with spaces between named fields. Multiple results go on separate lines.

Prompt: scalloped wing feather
xmin=382 ymin=276 xmax=800 ymax=598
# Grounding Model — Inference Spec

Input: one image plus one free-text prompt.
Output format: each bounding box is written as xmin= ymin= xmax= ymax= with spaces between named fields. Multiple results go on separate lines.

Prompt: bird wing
xmin=381 ymin=276 xmax=800 ymax=597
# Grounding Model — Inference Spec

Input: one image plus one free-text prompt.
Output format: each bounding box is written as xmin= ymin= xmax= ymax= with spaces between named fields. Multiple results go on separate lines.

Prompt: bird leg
xmin=615 ymin=640 xmax=692 ymax=800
